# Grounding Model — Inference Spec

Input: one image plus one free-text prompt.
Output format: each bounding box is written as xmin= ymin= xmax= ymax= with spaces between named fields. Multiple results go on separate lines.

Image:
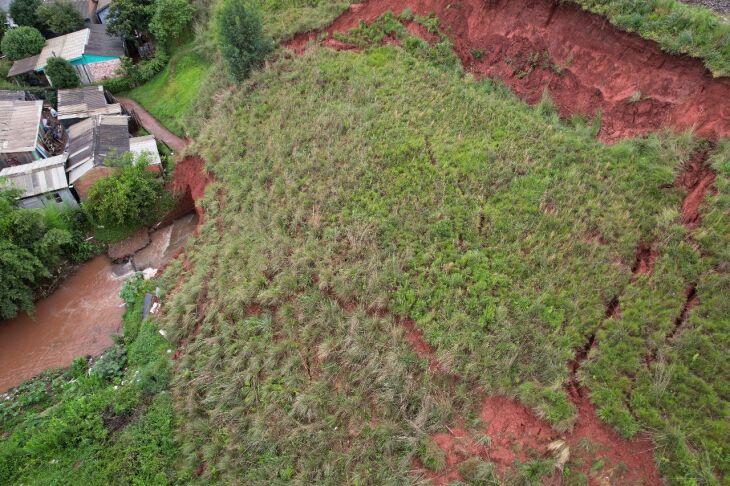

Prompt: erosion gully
xmin=282 ymin=0 xmax=728 ymax=483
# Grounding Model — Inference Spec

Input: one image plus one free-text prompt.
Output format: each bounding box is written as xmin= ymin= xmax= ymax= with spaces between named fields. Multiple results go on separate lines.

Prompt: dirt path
xmin=117 ymin=97 xmax=189 ymax=152
xmin=287 ymin=0 xmax=730 ymax=142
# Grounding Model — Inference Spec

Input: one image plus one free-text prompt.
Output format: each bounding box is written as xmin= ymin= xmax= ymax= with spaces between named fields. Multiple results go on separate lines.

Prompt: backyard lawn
xmin=126 ymin=46 xmax=210 ymax=138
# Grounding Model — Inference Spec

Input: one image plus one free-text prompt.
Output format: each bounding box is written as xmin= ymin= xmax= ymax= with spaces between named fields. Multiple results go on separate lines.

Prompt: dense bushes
xmin=0 ymin=26 xmax=44 ymax=61
xmin=8 ymin=0 xmax=41 ymax=29
xmin=45 ymin=57 xmax=80 ymax=88
xmin=84 ymin=154 xmax=171 ymax=232
xmin=0 ymin=189 xmax=92 ymax=319
xmin=36 ymin=0 xmax=84 ymax=35
xmin=149 ymin=0 xmax=193 ymax=47
xmin=215 ymin=0 xmax=271 ymax=81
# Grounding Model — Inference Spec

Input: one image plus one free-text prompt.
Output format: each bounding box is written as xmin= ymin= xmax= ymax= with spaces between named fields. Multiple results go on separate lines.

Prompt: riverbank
xmin=0 ymin=213 xmax=198 ymax=393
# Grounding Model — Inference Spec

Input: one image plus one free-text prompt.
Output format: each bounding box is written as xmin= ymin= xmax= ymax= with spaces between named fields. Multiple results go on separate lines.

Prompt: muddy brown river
xmin=0 ymin=213 xmax=198 ymax=392
xmin=0 ymin=256 xmax=131 ymax=392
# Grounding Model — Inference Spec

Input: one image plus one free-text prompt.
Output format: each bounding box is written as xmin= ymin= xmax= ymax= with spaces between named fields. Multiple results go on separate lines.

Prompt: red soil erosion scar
xmin=169 ymin=155 xmax=212 ymax=223
xmin=284 ymin=0 xmax=730 ymax=483
xmin=287 ymin=0 xmax=730 ymax=143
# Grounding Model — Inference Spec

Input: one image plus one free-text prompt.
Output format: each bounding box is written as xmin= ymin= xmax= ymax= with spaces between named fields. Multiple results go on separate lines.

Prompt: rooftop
xmin=0 ymin=154 xmax=69 ymax=198
xmin=66 ymin=114 xmax=130 ymax=183
xmin=129 ymin=135 xmax=162 ymax=166
xmin=0 ymin=100 xmax=43 ymax=154
xmin=8 ymin=26 xmax=124 ymax=77
xmin=57 ymin=86 xmax=122 ymax=120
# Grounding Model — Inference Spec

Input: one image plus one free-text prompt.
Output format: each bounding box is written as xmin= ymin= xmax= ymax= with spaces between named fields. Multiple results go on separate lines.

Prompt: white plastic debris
xmin=142 ymin=268 xmax=158 ymax=280
xmin=150 ymin=302 xmax=161 ymax=314
xmin=159 ymin=329 xmax=167 ymax=337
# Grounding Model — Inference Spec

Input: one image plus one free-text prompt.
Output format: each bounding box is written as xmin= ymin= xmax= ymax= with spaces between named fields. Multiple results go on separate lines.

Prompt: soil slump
xmin=288 ymin=0 xmax=730 ymax=142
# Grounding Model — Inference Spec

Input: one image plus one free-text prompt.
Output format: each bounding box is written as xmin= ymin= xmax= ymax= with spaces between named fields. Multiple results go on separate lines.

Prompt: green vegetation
xmin=8 ymin=0 xmax=41 ymax=29
xmin=105 ymin=0 xmax=154 ymax=40
xmin=126 ymin=45 xmax=211 ymax=137
xmin=0 ymin=9 xmax=8 ymax=44
xmin=574 ymin=0 xmax=730 ymax=77
xmin=45 ymin=57 xmax=80 ymax=89
xmin=216 ymin=0 xmax=272 ymax=81
xmin=3 ymin=0 xmax=730 ymax=483
xmin=36 ymin=0 xmax=84 ymax=35
xmin=0 ymin=273 xmax=179 ymax=484
xmin=154 ymin=31 xmax=727 ymax=480
xmin=84 ymin=153 xmax=171 ymax=234
xmin=0 ymin=189 xmax=93 ymax=319
xmin=149 ymin=0 xmax=193 ymax=47
xmin=0 ymin=26 xmax=44 ymax=61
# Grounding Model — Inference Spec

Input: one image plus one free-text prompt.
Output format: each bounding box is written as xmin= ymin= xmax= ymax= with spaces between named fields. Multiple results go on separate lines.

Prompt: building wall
xmin=0 ymin=150 xmax=39 ymax=165
xmin=17 ymin=188 xmax=78 ymax=210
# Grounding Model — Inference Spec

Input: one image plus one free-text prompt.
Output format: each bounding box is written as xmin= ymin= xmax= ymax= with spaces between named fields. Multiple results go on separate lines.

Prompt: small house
xmin=0 ymin=154 xmax=78 ymax=209
xmin=57 ymin=86 xmax=122 ymax=127
xmin=66 ymin=115 xmax=161 ymax=198
xmin=7 ymin=25 xmax=125 ymax=85
xmin=0 ymin=99 xmax=52 ymax=166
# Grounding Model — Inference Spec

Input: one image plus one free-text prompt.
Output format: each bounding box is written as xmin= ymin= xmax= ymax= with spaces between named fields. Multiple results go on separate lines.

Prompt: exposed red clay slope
xmin=287 ymin=0 xmax=730 ymax=142
xmin=169 ymin=155 xmax=212 ymax=222
xmin=675 ymin=150 xmax=716 ymax=227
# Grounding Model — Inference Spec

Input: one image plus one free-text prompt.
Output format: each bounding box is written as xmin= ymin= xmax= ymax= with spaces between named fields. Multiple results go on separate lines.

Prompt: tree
xmin=8 ymin=0 xmax=42 ymax=29
xmin=0 ymin=9 xmax=8 ymax=45
xmin=84 ymin=154 xmax=170 ymax=230
xmin=0 ymin=188 xmax=76 ymax=319
xmin=1 ymin=26 xmax=45 ymax=60
xmin=215 ymin=0 xmax=271 ymax=82
xmin=149 ymin=0 xmax=192 ymax=46
xmin=36 ymin=0 xmax=84 ymax=35
xmin=45 ymin=56 xmax=80 ymax=88
xmin=105 ymin=0 xmax=153 ymax=40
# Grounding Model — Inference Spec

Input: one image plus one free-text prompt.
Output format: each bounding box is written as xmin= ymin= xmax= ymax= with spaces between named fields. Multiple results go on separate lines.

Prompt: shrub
xmin=8 ymin=0 xmax=41 ymax=28
xmin=84 ymin=154 xmax=171 ymax=231
xmin=1 ymin=26 xmax=45 ymax=60
xmin=105 ymin=0 xmax=154 ymax=40
xmin=0 ymin=9 xmax=8 ymax=44
xmin=149 ymin=0 xmax=193 ymax=46
xmin=36 ymin=0 xmax=84 ymax=35
xmin=45 ymin=56 xmax=80 ymax=88
xmin=215 ymin=0 xmax=271 ymax=82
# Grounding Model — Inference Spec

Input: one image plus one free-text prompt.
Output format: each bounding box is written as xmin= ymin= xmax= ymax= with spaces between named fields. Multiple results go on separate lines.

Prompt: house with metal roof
xmin=57 ymin=86 xmax=122 ymax=127
xmin=66 ymin=115 xmax=162 ymax=198
xmin=0 ymin=99 xmax=53 ymax=166
xmin=7 ymin=25 xmax=125 ymax=85
xmin=0 ymin=154 xmax=78 ymax=209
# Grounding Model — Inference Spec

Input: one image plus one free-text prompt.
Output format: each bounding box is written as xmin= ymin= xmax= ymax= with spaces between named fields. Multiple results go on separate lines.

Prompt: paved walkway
xmin=117 ymin=97 xmax=188 ymax=153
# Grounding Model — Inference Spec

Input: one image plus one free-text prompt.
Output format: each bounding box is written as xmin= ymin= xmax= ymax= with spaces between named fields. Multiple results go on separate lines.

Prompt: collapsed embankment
xmin=288 ymin=0 xmax=730 ymax=143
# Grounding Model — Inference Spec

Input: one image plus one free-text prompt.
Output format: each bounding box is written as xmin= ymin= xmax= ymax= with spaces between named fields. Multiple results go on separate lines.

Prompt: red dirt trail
xmin=117 ymin=97 xmax=189 ymax=152
xmin=287 ymin=0 xmax=730 ymax=143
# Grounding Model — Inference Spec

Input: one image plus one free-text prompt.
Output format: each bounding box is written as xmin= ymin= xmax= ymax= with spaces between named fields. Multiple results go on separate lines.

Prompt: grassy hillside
xmin=160 ymin=39 xmax=729 ymax=482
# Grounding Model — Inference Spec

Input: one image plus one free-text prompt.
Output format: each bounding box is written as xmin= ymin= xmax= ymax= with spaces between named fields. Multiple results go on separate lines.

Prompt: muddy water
xmin=0 ymin=256 xmax=133 ymax=392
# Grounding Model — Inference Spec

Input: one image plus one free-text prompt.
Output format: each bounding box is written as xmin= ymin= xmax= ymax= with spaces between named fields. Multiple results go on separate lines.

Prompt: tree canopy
xmin=0 ymin=189 xmax=89 ymax=319
xmin=149 ymin=0 xmax=192 ymax=46
xmin=8 ymin=0 xmax=42 ymax=29
xmin=84 ymin=154 xmax=170 ymax=231
xmin=0 ymin=26 xmax=45 ymax=61
xmin=105 ymin=0 xmax=154 ymax=40
xmin=46 ymin=57 xmax=80 ymax=88
xmin=37 ymin=0 xmax=85 ymax=35
xmin=215 ymin=0 xmax=271 ymax=82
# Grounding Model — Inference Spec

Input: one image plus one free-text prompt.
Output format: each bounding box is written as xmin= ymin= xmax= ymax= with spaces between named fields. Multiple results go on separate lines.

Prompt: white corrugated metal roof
xmin=0 ymin=154 xmax=69 ymax=198
xmin=129 ymin=135 xmax=161 ymax=166
xmin=37 ymin=29 xmax=90 ymax=69
xmin=0 ymin=100 xmax=43 ymax=153
xmin=58 ymin=86 xmax=122 ymax=120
